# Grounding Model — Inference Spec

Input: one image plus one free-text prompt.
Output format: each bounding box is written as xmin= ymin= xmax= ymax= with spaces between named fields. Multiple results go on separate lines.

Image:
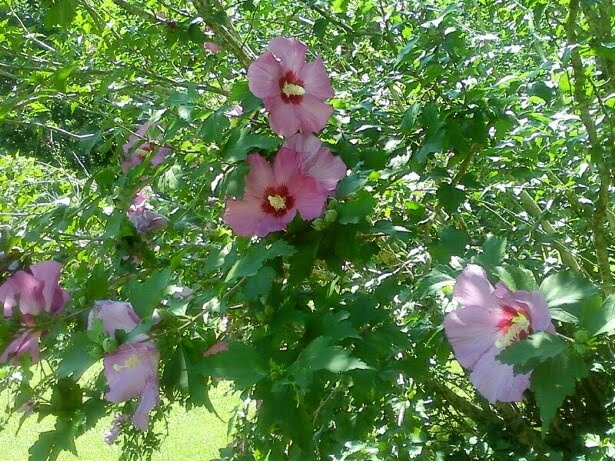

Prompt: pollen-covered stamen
xmin=279 ymin=71 xmax=305 ymax=104
xmin=261 ymin=185 xmax=295 ymax=217
xmin=113 ymin=353 xmax=141 ymax=371
xmin=268 ymin=194 xmax=286 ymax=211
xmin=495 ymin=306 xmax=532 ymax=348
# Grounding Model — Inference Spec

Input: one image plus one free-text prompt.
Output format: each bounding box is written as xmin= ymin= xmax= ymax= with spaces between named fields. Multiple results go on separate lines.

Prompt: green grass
xmin=0 ymin=384 xmax=237 ymax=461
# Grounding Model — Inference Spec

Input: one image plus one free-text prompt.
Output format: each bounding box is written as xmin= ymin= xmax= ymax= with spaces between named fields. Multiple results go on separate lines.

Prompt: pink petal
xmin=6 ymin=272 xmax=46 ymax=316
xmin=90 ymin=300 xmax=141 ymax=337
xmin=272 ymin=147 xmax=302 ymax=185
xmin=296 ymin=94 xmax=333 ymax=134
xmin=132 ymin=376 xmax=159 ymax=430
xmin=247 ymin=52 xmax=283 ymax=99
xmin=452 ymin=264 xmax=496 ymax=310
xmin=301 ymin=58 xmax=334 ymax=100
xmin=150 ymin=146 xmax=171 ymax=167
xmin=266 ymin=97 xmax=301 ymax=137
xmin=244 ymin=154 xmax=275 ymax=198
xmin=121 ymin=152 xmax=144 ymax=172
xmin=443 ymin=305 xmax=502 ymax=370
xmin=511 ymin=290 xmax=553 ymax=332
xmin=204 ymin=41 xmax=223 ymax=53
xmin=283 ymin=133 xmax=322 ymax=157
xmin=0 ymin=331 xmax=41 ymax=364
xmin=29 ymin=261 xmax=68 ymax=315
xmin=127 ymin=209 xmax=169 ymax=234
xmin=290 ymin=175 xmax=327 ymax=220
xmin=203 ymin=341 xmax=229 ymax=357
xmin=302 ymin=146 xmax=346 ymax=193
xmin=469 ymin=345 xmax=530 ymax=403
xmin=123 ymin=123 xmax=151 ymax=153
xmin=104 ymin=342 xmax=159 ymax=404
xmin=223 ymin=198 xmax=266 ymax=237
xmin=268 ymin=37 xmax=308 ymax=74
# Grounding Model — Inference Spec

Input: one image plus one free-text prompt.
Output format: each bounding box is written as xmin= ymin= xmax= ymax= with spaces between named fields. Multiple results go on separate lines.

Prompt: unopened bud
xmin=324 ymin=209 xmax=338 ymax=223
xmin=102 ymin=337 xmax=118 ymax=353
xmin=573 ymin=330 xmax=590 ymax=344
xmin=312 ymin=218 xmax=326 ymax=230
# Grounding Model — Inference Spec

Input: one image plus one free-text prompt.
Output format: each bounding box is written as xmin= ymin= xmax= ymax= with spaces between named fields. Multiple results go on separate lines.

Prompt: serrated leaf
xmin=195 ymin=341 xmax=267 ymax=388
xmin=476 ymin=236 xmax=507 ymax=270
xmin=540 ymin=272 xmax=597 ymax=308
xmin=222 ymin=129 xmax=280 ymax=162
xmin=225 ymin=240 xmax=295 ymax=282
xmin=125 ymin=268 xmax=171 ymax=318
xmin=581 ymin=295 xmax=615 ymax=337
xmin=436 ymin=183 xmax=465 ymax=214
xmin=531 ymin=351 xmax=587 ymax=433
xmin=337 ymin=190 xmax=377 ymax=224
xmin=57 ymin=332 xmax=97 ymax=379
xmin=497 ymin=331 xmax=567 ymax=374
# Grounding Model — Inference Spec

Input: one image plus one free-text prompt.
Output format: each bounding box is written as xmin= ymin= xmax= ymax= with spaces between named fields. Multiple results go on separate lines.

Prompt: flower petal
xmin=132 ymin=376 xmax=159 ymax=430
xmin=104 ymin=342 xmax=158 ymax=404
xmin=296 ymin=94 xmax=333 ymax=134
xmin=244 ymin=153 xmax=275 ymax=198
xmin=452 ymin=264 xmax=496 ymax=309
xmin=302 ymin=58 xmax=334 ymax=100
xmin=273 ymin=147 xmax=302 ymax=185
xmin=443 ymin=305 xmax=502 ymax=369
xmin=469 ymin=345 xmax=530 ymax=403
xmin=29 ymin=261 xmax=68 ymax=314
xmin=283 ymin=133 xmax=322 ymax=157
xmin=267 ymin=97 xmax=301 ymax=137
xmin=0 ymin=331 xmax=41 ymax=364
xmin=290 ymin=175 xmax=327 ymax=220
xmin=302 ymin=146 xmax=346 ymax=192
xmin=223 ymin=198 xmax=265 ymax=237
xmin=248 ymin=52 xmax=283 ymax=99
xmin=6 ymin=272 xmax=46 ymax=316
xmin=268 ymin=37 xmax=307 ymax=74
xmin=511 ymin=290 xmax=553 ymax=332
xmin=90 ymin=300 xmax=141 ymax=337
xmin=150 ymin=146 xmax=170 ymax=167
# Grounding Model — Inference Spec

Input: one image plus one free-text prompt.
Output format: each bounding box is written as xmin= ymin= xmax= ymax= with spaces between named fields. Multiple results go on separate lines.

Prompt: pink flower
xmin=247 ymin=37 xmax=334 ymax=136
xmin=126 ymin=191 xmax=168 ymax=234
xmin=283 ymin=134 xmax=346 ymax=193
xmin=223 ymin=147 xmax=327 ymax=237
xmin=89 ymin=301 xmax=159 ymax=430
xmin=203 ymin=341 xmax=228 ymax=357
xmin=122 ymin=123 xmax=171 ymax=172
xmin=204 ymin=41 xmax=223 ymax=53
xmin=443 ymin=265 xmax=556 ymax=403
xmin=0 ymin=261 xmax=69 ymax=364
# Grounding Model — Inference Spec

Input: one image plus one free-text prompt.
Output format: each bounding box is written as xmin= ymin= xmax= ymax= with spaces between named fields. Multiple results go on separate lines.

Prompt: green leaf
xmin=225 ymin=240 xmax=295 ymax=282
xmin=222 ymin=129 xmax=280 ymax=162
xmin=196 ymin=341 xmax=267 ymax=388
xmin=494 ymin=264 xmax=538 ymax=292
xmin=476 ymin=236 xmax=506 ymax=270
xmin=44 ymin=0 xmax=78 ymax=27
xmin=436 ymin=183 xmax=465 ymax=214
xmin=401 ymin=103 xmax=421 ymax=134
xmin=540 ymin=272 xmax=597 ymax=308
xmin=581 ymin=295 xmax=615 ymax=337
xmin=497 ymin=332 xmax=567 ymax=374
xmin=29 ymin=419 xmax=77 ymax=461
xmin=286 ymin=336 xmax=370 ymax=391
xmin=200 ymin=111 xmax=230 ymax=144
xmin=57 ymin=332 xmax=97 ymax=379
xmin=337 ymin=190 xmax=377 ymax=224
xmin=125 ymin=268 xmax=171 ymax=318
xmin=531 ymin=351 xmax=587 ymax=433
xmin=242 ymin=265 xmax=276 ymax=301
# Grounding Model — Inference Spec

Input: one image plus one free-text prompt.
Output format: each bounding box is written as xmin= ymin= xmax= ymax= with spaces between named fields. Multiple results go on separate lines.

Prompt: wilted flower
xmin=444 ymin=265 xmax=555 ymax=403
xmin=247 ymin=37 xmax=334 ymax=136
xmin=0 ymin=261 xmax=69 ymax=364
xmin=283 ymin=134 xmax=346 ymax=193
xmin=204 ymin=41 xmax=223 ymax=53
xmin=126 ymin=190 xmax=169 ymax=234
xmin=122 ymin=123 xmax=171 ymax=172
xmin=223 ymin=147 xmax=327 ymax=237
xmin=89 ymin=300 xmax=159 ymax=430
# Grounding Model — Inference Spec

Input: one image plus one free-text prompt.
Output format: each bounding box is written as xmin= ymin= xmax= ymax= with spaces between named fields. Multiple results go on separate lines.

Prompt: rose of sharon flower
xmin=0 ymin=261 xmax=69 ymax=364
xmin=204 ymin=41 xmax=223 ymax=53
xmin=248 ymin=37 xmax=334 ymax=136
xmin=444 ymin=265 xmax=556 ymax=403
xmin=223 ymin=147 xmax=327 ymax=237
xmin=122 ymin=123 xmax=171 ymax=172
xmin=283 ymin=134 xmax=346 ymax=193
xmin=127 ymin=190 xmax=169 ymax=234
xmin=89 ymin=301 xmax=159 ymax=430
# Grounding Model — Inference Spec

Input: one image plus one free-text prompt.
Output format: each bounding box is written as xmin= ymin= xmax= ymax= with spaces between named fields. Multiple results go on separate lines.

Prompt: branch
xmin=564 ymin=0 xmax=614 ymax=294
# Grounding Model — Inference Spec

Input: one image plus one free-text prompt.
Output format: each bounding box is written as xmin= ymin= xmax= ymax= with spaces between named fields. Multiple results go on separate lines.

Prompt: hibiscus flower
xmin=443 ymin=264 xmax=556 ymax=403
xmin=0 ymin=261 xmax=69 ymax=364
xmin=122 ymin=123 xmax=171 ymax=172
xmin=248 ymin=37 xmax=334 ymax=136
xmin=89 ymin=300 xmax=159 ymax=430
xmin=223 ymin=147 xmax=327 ymax=237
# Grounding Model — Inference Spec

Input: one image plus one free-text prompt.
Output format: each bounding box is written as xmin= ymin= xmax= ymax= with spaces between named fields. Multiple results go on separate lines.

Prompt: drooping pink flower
xmin=223 ymin=147 xmax=327 ymax=237
xmin=122 ymin=123 xmax=171 ymax=172
xmin=443 ymin=265 xmax=556 ymax=403
xmin=247 ymin=37 xmax=334 ymax=136
xmin=283 ymin=134 xmax=346 ymax=193
xmin=0 ymin=261 xmax=69 ymax=364
xmin=204 ymin=41 xmax=223 ymax=53
xmin=89 ymin=300 xmax=159 ymax=430
xmin=126 ymin=191 xmax=169 ymax=234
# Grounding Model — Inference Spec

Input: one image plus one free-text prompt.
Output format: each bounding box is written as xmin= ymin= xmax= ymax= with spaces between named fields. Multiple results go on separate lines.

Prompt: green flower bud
xmin=312 ymin=218 xmax=326 ymax=230
xmin=324 ymin=209 xmax=338 ymax=223
xmin=573 ymin=329 xmax=590 ymax=344
xmin=102 ymin=337 xmax=118 ymax=353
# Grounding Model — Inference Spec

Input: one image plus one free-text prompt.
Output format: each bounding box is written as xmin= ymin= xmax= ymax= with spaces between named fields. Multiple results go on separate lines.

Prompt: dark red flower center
xmin=261 ymin=185 xmax=295 ymax=217
xmin=279 ymin=71 xmax=305 ymax=105
xmin=495 ymin=305 xmax=533 ymax=348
